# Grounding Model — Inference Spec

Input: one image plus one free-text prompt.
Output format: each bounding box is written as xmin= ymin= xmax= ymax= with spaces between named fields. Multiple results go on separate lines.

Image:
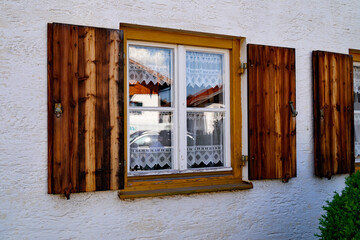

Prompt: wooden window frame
xmin=119 ymin=23 xmax=252 ymax=199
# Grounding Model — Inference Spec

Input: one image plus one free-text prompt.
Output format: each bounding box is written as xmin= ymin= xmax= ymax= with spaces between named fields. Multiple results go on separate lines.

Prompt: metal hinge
xmin=241 ymin=155 xmax=248 ymax=166
xmin=238 ymin=62 xmax=247 ymax=74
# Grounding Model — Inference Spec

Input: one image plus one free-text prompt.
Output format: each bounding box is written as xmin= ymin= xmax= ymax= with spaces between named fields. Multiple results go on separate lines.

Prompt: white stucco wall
xmin=1 ymin=1 xmax=360 ymax=239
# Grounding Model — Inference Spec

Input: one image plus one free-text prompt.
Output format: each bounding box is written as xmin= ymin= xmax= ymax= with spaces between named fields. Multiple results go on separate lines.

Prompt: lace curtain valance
xmin=186 ymin=51 xmax=223 ymax=88
xmin=129 ymin=59 xmax=172 ymax=86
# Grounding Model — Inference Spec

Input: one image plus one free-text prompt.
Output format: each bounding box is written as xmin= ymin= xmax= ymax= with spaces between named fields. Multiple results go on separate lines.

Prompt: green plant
xmin=316 ymin=171 xmax=360 ymax=240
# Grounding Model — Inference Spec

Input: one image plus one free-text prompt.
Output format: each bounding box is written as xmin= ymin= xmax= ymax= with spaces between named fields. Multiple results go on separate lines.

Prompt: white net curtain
xmin=186 ymin=51 xmax=223 ymax=88
xmin=186 ymin=51 xmax=225 ymax=168
xmin=130 ymin=147 xmax=172 ymax=171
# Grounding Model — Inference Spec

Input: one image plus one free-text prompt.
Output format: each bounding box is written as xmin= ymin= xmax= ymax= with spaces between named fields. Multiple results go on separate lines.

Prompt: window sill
xmin=355 ymin=162 xmax=360 ymax=172
xmin=118 ymin=173 xmax=252 ymax=199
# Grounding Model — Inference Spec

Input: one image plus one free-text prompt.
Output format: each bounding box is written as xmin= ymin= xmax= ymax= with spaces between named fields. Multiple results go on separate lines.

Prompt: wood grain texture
xmin=48 ymin=23 xmax=124 ymax=195
xmin=230 ymin=38 xmax=242 ymax=178
xmin=313 ymin=51 xmax=354 ymax=178
xmin=248 ymin=44 xmax=296 ymax=180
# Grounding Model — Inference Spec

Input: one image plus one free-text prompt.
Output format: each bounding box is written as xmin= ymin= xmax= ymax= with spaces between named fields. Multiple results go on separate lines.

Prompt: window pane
xmin=187 ymin=111 xmax=224 ymax=168
xmin=355 ymin=113 xmax=360 ymax=160
xmin=129 ymin=111 xmax=173 ymax=171
xmin=129 ymin=45 xmax=173 ymax=107
xmin=186 ymin=51 xmax=224 ymax=108
xmin=354 ymin=65 xmax=360 ymax=160
xmin=354 ymin=66 xmax=360 ymax=111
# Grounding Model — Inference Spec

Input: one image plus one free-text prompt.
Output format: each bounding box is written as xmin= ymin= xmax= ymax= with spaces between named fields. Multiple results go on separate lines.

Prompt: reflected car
xmin=129 ymin=131 xmax=194 ymax=148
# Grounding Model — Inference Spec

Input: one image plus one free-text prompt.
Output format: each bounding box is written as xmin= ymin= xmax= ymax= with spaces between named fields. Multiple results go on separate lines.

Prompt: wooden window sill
xmin=118 ymin=175 xmax=253 ymax=199
xmin=355 ymin=162 xmax=360 ymax=172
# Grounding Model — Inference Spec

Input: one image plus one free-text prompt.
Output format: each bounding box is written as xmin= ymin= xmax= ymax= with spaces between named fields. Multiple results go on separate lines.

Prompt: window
xmin=119 ymin=24 xmax=252 ymax=198
xmin=127 ymin=42 xmax=231 ymax=174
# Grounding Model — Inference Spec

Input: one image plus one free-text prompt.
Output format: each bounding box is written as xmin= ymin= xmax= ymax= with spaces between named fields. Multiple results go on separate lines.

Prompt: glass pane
xmin=354 ymin=66 xmax=360 ymax=111
xmin=355 ymin=113 xmax=360 ymax=160
xmin=128 ymin=45 xmax=173 ymax=107
xmin=129 ymin=111 xmax=173 ymax=171
xmin=354 ymin=65 xmax=360 ymax=160
xmin=186 ymin=51 xmax=224 ymax=108
xmin=187 ymin=111 xmax=225 ymax=168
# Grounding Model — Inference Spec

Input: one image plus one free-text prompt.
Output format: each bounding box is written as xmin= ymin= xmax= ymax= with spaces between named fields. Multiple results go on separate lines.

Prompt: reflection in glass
xmin=187 ymin=112 xmax=224 ymax=168
xmin=128 ymin=45 xmax=173 ymax=107
xmin=186 ymin=51 xmax=224 ymax=108
xmin=129 ymin=111 xmax=173 ymax=171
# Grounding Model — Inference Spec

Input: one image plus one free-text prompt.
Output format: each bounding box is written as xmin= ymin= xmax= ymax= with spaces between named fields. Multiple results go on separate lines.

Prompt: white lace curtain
xmin=128 ymin=60 xmax=172 ymax=86
xmin=130 ymin=147 xmax=172 ymax=170
xmin=186 ymin=51 xmax=223 ymax=88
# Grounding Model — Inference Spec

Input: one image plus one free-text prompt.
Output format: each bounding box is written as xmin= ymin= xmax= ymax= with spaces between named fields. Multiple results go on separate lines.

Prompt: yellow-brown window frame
xmin=118 ymin=23 xmax=252 ymax=199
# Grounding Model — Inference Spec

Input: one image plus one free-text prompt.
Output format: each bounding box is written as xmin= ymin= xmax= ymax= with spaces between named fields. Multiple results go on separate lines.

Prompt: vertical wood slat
xmin=117 ymin=30 xmax=125 ymax=189
xmin=248 ymin=44 xmax=296 ymax=180
xmin=47 ymin=23 xmax=54 ymax=193
xmin=313 ymin=51 xmax=354 ymax=178
xmin=48 ymin=23 xmax=124 ymax=195
xmin=84 ymin=27 xmax=97 ymax=192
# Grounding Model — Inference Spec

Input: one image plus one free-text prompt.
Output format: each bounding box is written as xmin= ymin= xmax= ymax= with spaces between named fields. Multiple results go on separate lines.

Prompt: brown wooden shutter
xmin=313 ymin=51 xmax=354 ymax=178
xmin=248 ymin=44 xmax=296 ymax=181
xmin=47 ymin=23 xmax=124 ymax=197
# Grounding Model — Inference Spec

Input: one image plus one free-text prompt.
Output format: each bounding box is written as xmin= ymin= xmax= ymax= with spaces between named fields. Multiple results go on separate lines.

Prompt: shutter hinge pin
xmin=238 ymin=63 xmax=247 ymax=74
xmin=241 ymin=155 xmax=248 ymax=166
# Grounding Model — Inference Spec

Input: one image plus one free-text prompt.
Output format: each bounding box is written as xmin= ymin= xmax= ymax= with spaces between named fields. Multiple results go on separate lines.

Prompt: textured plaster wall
xmin=1 ymin=1 xmax=360 ymax=239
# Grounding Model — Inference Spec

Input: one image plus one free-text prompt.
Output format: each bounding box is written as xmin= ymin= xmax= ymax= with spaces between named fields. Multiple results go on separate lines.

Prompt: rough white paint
xmin=1 ymin=1 xmax=359 ymax=239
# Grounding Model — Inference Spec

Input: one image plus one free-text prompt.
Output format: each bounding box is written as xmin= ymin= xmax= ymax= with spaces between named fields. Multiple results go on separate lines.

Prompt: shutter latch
xmin=289 ymin=101 xmax=298 ymax=117
xmin=54 ymin=103 xmax=63 ymax=118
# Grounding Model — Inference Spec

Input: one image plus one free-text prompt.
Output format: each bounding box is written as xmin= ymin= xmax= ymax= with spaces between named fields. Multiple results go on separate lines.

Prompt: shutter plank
xmin=84 ymin=27 xmax=97 ymax=192
xmin=95 ymin=28 xmax=111 ymax=190
xmin=118 ymin=30 xmax=125 ymax=189
xmin=69 ymin=25 xmax=79 ymax=192
xmin=47 ymin=23 xmax=54 ymax=193
xmin=248 ymin=44 xmax=296 ymax=180
xmin=48 ymin=23 xmax=124 ymax=195
xmin=109 ymin=30 xmax=120 ymax=190
xmin=248 ymin=44 xmax=260 ymax=179
xmin=313 ymin=51 xmax=320 ymax=176
xmin=264 ymin=46 xmax=276 ymax=178
xmin=274 ymin=47 xmax=282 ymax=178
xmin=313 ymin=51 xmax=354 ymax=178
xmin=78 ymin=26 xmax=87 ymax=192
xmin=283 ymin=48 xmax=296 ymax=179
xmin=330 ymin=54 xmax=340 ymax=174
